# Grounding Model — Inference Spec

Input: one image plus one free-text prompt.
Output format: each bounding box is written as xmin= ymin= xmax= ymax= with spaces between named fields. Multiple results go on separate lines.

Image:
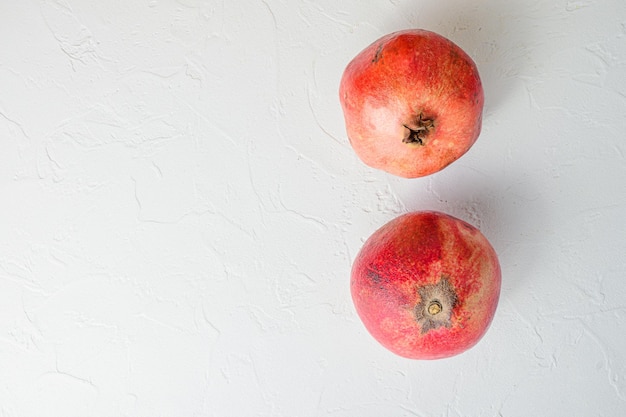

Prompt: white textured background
xmin=2 ymin=1 xmax=626 ymax=416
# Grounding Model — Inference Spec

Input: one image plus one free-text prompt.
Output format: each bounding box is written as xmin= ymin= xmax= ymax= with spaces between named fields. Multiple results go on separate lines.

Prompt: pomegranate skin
xmin=339 ymin=29 xmax=484 ymax=178
xmin=351 ymin=211 xmax=501 ymax=359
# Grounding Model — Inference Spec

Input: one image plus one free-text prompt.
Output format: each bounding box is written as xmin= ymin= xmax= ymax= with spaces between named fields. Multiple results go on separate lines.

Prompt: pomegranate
xmin=351 ymin=211 xmax=501 ymax=359
xmin=339 ymin=29 xmax=484 ymax=178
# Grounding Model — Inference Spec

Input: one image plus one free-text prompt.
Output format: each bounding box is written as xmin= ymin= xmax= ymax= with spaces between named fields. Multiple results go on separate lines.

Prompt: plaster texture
xmin=1 ymin=1 xmax=626 ymax=416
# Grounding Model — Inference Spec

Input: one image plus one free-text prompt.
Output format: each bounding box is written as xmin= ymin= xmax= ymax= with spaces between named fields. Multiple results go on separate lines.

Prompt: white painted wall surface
xmin=1 ymin=1 xmax=626 ymax=416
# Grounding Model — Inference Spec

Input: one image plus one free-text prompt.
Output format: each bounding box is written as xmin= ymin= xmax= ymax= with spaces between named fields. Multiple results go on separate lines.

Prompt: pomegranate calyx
xmin=414 ymin=276 xmax=458 ymax=334
xmin=403 ymin=113 xmax=435 ymax=145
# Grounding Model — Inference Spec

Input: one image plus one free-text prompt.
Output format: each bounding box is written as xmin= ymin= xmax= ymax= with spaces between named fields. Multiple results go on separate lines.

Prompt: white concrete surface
xmin=1 ymin=1 xmax=626 ymax=416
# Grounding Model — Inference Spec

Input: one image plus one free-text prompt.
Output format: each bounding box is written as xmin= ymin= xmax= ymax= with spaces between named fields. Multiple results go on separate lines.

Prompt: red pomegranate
xmin=339 ymin=29 xmax=484 ymax=178
xmin=351 ymin=211 xmax=501 ymax=359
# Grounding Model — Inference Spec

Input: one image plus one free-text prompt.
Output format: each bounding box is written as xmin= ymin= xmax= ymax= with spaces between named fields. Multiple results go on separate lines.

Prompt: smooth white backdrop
xmin=1 ymin=1 xmax=625 ymax=416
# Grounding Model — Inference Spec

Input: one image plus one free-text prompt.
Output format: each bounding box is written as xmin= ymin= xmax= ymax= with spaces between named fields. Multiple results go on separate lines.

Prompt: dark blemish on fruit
xmin=449 ymin=49 xmax=461 ymax=64
xmin=367 ymin=268 xmax=392 ymax=291
xmin=372 ymin=43 xmax=384 ymax=63
xmin=367 ymin=269 xmax=383 ymax=283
